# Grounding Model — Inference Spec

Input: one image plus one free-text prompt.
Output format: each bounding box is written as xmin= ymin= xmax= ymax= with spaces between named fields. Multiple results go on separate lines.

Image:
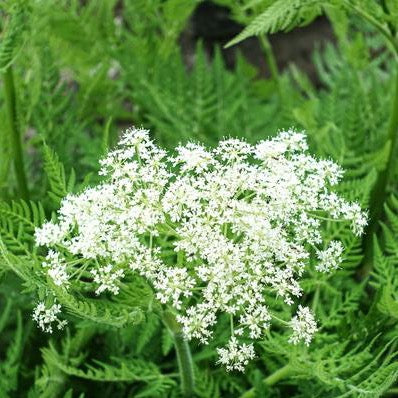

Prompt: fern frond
xmin=0 ymin=298 xmax=12 ymax=333
xmin=42 ymin=344 xmax=175 ymax=397
xmin=335 ymin=339 xmax=398 ymax=398
xmin=0 ymin=200 xmax=45 ymax=231
xmin=371 ymin=195 xmax=398 ymax=290
xmin=321 ymin=281 xmax=366 ymax=328
xmin=161 ymin=327 xmax=174 ymax=356
xmin=0 ymin=239 xmax=43 ymax=289
xmin=52 ymin=286 xmax=144 ymax=328
xmin=288 ymin=337 xmax=398 ymax=397
xmin=43 ymin=345 xmax=165 ymax=382
xmin=0 ymin=311 xmax=23 ymax=396
xmin=226 ymin=0 xmax=327 ymax=48
xmin=42 ymin=143 xmax=75 ymax=205
xmin=0 ymin=1 xmax=27 ymax=71
xmin=376 ymin=285 xmax=398 ymax=319
xmin=125 ymin=43 xmax=287 ymax=149
xmin=0 ymin=200 xmax=45 ymax=253
xmin=135 ymin=313 xmax=160 ymax=354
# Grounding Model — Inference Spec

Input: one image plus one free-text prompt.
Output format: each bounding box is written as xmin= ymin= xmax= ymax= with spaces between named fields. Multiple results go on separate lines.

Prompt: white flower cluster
xmin=315 ymin=240 xmax=344 ymax=273
xmin=43 ymin=250 xmax=69 ymax=287
xmin=90 ymin=265 xmax=125 ymax=295
xmin=288 ymin=305 xmax=318 ymax=345
xmin=217 ymin=337 xmax=256 ymax=372
xmin=32 ymin=301 xmax=67 ymax=333
xmin=34 ymin=127 xmax=367 ymax=371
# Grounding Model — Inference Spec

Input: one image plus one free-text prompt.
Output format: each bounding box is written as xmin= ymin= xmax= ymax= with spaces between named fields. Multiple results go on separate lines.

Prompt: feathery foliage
xmin=0 ymin=0 xmax=398 ymax=396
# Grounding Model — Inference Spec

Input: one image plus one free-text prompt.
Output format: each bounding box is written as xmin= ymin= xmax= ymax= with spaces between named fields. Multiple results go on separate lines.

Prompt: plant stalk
xmin=239 ymin=364 xmax=292 ymax=398
xmin=259 ymin=35 xmax=280 ymax=84
xmin=361 ymin=69 xmax=398 ymax=275
xmin=343 ymin=0 xmax=398 ymax=58
xmin=3 ymin=66 xmax=29 ymax=199
xmin=312 ymin=284 xmax=320 ymax=313
xmin=162 ymin=311 xmax=195 ymax=397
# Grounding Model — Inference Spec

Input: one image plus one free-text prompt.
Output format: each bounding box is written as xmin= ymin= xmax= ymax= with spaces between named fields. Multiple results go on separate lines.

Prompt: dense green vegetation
xmin=1 ymin=1 xmax=398 ymax=397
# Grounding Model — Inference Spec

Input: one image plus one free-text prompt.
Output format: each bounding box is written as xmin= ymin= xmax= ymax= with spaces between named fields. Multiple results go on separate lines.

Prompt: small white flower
xmin=177 ymin=304 xmax=217 ymax=344
xmin=43 ymin=250 xmax=69 ymax=287
xmin=154 ymin=267 xmax=195 ymax=309
xmin=255 ymin=139 xmax=287 ymax=159
xmin=32 ymin=301 xmax=67 ymax=333
xmin=173 ymin=142 xmax=214 ymax=173
xmin=315 ymin=241 xmax=344 ymax=273
xmin=91 ymin=265 xmax=124 ymax=295
xmin=288 ymin=305 xmax=318 ymax=345
xmin=214 ymin=138 xmax=251 ymax=162
xmin=216 ymin=337 xmax=256 ymax=372
xmin=35 ymin=221 xmax=69 ymax=246
xmin=107 ymin=59 xmax=121 ymax=80
xmin=343 ymin=203 xmax=368 ymax=236
xmin=239 ymin=304 xmax=271 ymax=339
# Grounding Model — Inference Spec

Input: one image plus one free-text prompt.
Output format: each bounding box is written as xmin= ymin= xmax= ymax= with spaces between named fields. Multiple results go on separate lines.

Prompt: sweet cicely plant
xmin=34 ymin=127 xmax=367 ymax=394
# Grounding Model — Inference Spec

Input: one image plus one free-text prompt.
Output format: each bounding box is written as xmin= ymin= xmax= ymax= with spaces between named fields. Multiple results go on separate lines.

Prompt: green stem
xmin=340 ymin=1 xmax=398 ymax=277
xmin=3 ymin=66 xmax=29 ymax=199
xmin=361 ymin=69 xmax=398 ymax=275
xmin=162 ymin=311 xmax=195 ymax=397
xmin=240 ymin=364 xmax=292 ymax=398
xmin=312 ymin=285 xmax=320 ymax=313
xmin=343 ymin=0 xmax=398 ymax=58
xmin=259 ymin=35 xmax=280 ymax=84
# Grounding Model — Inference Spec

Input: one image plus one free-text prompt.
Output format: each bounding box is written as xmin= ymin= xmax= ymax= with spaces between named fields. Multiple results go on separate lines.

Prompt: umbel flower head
xmin=35 ymin=127 xmax=367 ymax=371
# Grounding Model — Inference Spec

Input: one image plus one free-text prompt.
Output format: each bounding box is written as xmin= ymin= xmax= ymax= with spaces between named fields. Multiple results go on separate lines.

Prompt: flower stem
xmin=3 ymin=66 xmax=29 ymax=199
xmin=239 ymin=364 xmax=292 ymax=398
xmin=162 ymin=310 xmax=195 ymax=397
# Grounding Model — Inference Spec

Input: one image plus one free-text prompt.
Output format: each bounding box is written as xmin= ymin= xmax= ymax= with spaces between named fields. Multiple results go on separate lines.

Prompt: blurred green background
xmin=1 ymin=0 xmax=393 ymax=201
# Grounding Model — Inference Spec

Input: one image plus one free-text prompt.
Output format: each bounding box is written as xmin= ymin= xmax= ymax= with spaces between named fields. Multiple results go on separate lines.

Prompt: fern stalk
xmin=240 ymin=364 xmax=292 ymax=398
xmin=162 ymin=310 xmax=194 ymax=397
xmin=3 ymin=66 xmax=29 ymax=199
xmin=343 ymin=1 xmax=398 ymax=57
xmin=362 ymin=69 xmax=398 ymax=275
xmin=259 ymin=35 xmax=280 ymax=88
xmin=312 ymin=284 xmax=320 ymax=313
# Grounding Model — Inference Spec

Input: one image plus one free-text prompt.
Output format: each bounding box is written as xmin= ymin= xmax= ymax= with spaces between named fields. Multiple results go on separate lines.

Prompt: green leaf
xmin=52 ymin=285 xmax=144 ymax=328
xmin=0 ymin=200 xmax=45 ymax=254
xmin=0 ymin=1 xmax=27 ymax=72
xmin=226 ymin=0 xmax=327 ymax=47
xmin=42 ymin=344 xmax=175 ymax=396
xmin=42 ymin=143 xmax=74 ymax=205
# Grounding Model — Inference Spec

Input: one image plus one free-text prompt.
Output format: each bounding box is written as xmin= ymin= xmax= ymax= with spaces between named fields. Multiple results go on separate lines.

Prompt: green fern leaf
xmin=42 ymin=344 xmax=175 ymax=397
xmin=0 ymin=311 xmax=23 ymax=396
xmin=0 ymin=1 xmax=27 ymax=72
xmin=52 ymin=285 xmax=144 ymax=328
xmin=161 ymin=327 xmax=174 ymax=356
xmin=0 ymin=200 xmax=45 ymax=254
xmin=42 ymin=144 xmax=74 ymax=204
xmin=226 ymin=0 xmax=328 ymax=48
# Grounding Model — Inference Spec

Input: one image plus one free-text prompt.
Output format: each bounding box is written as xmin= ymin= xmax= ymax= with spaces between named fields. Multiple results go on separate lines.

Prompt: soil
xmin=184 ymin=1 xmax=335 ymax=83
